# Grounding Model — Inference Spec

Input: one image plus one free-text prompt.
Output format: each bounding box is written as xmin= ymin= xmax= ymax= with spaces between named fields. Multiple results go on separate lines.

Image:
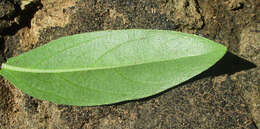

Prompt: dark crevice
xmin=194 ymin=0 xmax=205 ymax=30
xmin=0 ymin=1 xmax=43 ymax=35
xmin=0 ymin=1 xmax=21 ymax=21
xmin=0 ymin=0 xmax=43 ymax=68
xmin=231 ymin=2 xmax=244 ymax=11
xmin=251 ymin=121 xmax=258 ymax=129
xmin=0 ymin=36 xmax=6 ymax=68
xmin=184 ymin=1 xmax=190 ymax=8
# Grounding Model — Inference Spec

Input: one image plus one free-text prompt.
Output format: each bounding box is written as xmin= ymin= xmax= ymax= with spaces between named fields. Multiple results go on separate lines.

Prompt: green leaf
xmin=0 ymin=29 xmax=227 ymax=106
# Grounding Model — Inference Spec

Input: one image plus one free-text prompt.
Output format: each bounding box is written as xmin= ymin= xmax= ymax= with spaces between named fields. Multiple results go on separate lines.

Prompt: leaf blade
xmin=0 ymin=29 xmax=227 ymax=106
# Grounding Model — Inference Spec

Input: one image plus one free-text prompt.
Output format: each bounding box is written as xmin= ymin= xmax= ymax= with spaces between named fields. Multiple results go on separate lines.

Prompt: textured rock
xmin=0 ymin=0 xmax=17 ymax=34
xmin=0 ymin=0 xmax=259 ymax=128
xmin=0 ymin=0 xmax=16 ymax=18
xmin=235 ymin=25 xmax=260 ymax=128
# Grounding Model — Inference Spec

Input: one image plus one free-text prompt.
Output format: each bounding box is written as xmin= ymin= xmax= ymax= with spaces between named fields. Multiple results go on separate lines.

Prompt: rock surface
xmin=0 ymin=0 xmax=259 ymax=128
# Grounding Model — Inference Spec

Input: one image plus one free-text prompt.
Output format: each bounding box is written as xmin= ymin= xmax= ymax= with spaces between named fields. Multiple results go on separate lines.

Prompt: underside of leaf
xmin=0 ymin=29 xmax=227 ymax=106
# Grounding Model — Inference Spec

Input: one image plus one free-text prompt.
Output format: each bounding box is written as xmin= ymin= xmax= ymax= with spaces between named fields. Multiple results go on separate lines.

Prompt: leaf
xmin=0 ymin=29 xmax=227 ymax=106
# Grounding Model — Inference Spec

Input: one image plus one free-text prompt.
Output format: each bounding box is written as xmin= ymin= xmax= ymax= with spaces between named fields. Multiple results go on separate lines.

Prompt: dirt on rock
xmin=0 ymin=0 xmax=259 ymax=129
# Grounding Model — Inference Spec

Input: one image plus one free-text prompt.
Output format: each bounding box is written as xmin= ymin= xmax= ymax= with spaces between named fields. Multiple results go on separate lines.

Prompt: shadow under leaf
xmin=188 ymin=51 xmax=257 ymax=82
xmin=109 ymin=51 xmax=257 ymax=107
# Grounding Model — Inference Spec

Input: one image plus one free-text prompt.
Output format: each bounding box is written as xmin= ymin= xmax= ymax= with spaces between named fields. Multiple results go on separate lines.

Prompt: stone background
xmin=0 ymin=0 xmax=259 ymax=128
